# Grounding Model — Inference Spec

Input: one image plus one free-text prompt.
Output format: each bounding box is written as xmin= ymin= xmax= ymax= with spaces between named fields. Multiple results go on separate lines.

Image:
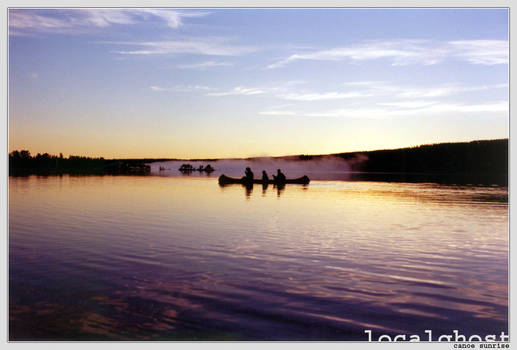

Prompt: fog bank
xmin=149 ymin=155 xmax=367 ymax=181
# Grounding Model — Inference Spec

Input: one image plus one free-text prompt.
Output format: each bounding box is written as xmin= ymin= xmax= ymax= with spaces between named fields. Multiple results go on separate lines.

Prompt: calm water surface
xmin=9 ymin=174 xmax=508 ymax=340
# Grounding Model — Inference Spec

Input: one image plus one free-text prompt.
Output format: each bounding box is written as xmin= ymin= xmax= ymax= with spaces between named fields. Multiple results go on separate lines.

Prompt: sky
xmin=8 ymin=8 xmax=509 ymax=158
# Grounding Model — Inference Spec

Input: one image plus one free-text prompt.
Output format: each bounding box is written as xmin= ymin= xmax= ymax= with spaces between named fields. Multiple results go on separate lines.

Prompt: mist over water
xmin=148 ymin=155 xmax=504 ymax=185
xmin=150 ymin=156 xmax=362 ymax=180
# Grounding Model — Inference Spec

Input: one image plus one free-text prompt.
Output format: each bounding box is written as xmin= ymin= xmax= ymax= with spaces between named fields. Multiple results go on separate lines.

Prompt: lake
xmin=9 ymin=167 xmax=508 ymax=340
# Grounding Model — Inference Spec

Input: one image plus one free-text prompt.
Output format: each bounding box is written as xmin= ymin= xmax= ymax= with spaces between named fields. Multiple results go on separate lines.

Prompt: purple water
xmin=9 ymin=174 xmax=508 ymax=340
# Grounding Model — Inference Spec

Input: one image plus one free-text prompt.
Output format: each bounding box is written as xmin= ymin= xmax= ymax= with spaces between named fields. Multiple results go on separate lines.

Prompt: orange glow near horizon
xmin=8 ymin=124 xmax=508 ymax=159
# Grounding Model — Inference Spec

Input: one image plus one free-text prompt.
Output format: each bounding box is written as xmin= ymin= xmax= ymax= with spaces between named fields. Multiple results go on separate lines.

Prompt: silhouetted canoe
xmin=218 ymin=174 xmax=310 ymax=185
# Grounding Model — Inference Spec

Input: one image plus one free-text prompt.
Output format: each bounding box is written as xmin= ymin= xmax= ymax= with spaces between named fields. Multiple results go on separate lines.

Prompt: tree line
xmin=9 ymin=150 xmax=150 ymax=175
xmin=337 ymin=139 xmax=508 ymax=175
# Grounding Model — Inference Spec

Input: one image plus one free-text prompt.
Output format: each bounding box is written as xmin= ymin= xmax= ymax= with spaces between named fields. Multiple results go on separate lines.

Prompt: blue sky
xmin=9 ymin=8 xmax=508 ymax=158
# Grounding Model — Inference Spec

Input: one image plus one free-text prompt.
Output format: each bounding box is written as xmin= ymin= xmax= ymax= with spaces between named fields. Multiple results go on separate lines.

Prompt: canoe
xmin=218 ymin=174 xmax=310 ymax=186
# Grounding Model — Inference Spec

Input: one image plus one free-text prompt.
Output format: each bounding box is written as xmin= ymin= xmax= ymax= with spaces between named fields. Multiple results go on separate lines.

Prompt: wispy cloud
xmin=150 ymin=85 xmax=213 ymax=92
xmin=267 ymin=39 xmax=508 ymax=68
xmin=267 ymin=40 xmax=444 ymax=68
xmin=376 ymin=101 xmax=439 ymax=109
xmin=150 ymin=86 xmax=167 ymax=91
xmin=107 ymin=38 xmax=257 ymax=56
xmin=135 ymin=9 xmax=209 ymax=29
xmin=205 ymin=81 xmax=308 ymax=97
xmin=260 ymin=100 xmax=508 ymax=119
xmin=415 ymin=101 xmax=508 ymax=114
xmin=280 ymin=91 xmax=370 ymax=101
xmin=259 ymin=110 xmax=296 ymax=116
xmin=9 ymin=9 xmax=209 ymax=35
xmin=343 ymin=81 xmax=386 ymax=86
xmin=206 ymin=80 xmax=506 ymax=103
xmin=338 ymin=81 xmax=507 ymax=99
xmin=449 ymin=40 xmax=509 ymax=65
xmin=375 ymin=83 xmax=508 ymax=99
xmin=196 ymin=80 xmax=507 ymax=105
xmin=207 ymin=86 xmax=267 ymax=96
xmin=177 ymin=61 xmax=233 ymax=69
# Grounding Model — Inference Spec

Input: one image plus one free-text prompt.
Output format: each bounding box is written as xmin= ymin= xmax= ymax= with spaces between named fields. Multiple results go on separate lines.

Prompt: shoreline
xmin=8 ymin=139 xmax=508 ymax=184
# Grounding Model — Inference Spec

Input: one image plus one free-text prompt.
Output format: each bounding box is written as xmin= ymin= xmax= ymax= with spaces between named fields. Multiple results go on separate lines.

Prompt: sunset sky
xmin=9 ymin=8 xmax=508 ymax=158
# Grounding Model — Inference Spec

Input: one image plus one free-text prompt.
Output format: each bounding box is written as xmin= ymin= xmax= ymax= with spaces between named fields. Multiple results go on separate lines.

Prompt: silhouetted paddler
xmin=244 ymin=167 xmax=254 ymax=181
xmin=262 ymin=170 xmax=269 ymax=183
xmin=273 ymin=169 xmax=286 ymax=183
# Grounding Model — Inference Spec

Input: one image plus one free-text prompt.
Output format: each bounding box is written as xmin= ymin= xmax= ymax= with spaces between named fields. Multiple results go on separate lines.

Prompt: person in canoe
xmin=262 ymin=170 xmax=269 ymax=183
xmin=273 ymin=169 xmax=286 ymax=184
xmin=244 ymin=167 xmax=254 ymax=182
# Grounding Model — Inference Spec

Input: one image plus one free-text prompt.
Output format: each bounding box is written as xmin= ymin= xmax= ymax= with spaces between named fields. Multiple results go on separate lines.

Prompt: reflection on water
xmin=9 ymin=175 xmax=508 ymax=340
xmin=226 ymin=182 xmax=287 ymax=199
